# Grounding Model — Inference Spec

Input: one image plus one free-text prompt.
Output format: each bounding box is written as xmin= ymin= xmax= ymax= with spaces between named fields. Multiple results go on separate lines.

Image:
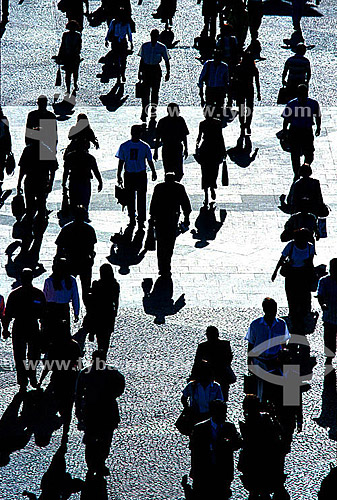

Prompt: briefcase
xmin=115 ymin=185 xmax=129 ymax=208
xmin=277 ymin=86 xmax=290 ymax=105
xmin=135 ymin=80 xmax=146 ymax=99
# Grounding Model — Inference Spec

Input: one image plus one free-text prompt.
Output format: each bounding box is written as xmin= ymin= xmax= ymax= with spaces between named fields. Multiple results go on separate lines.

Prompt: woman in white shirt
xmin=105 ymin=9 xmax=133 ymax=83
xmin=43 ymin=258 xmax=80 ymax=340
xmin=272 ymin=228 xmax=315 ymax=325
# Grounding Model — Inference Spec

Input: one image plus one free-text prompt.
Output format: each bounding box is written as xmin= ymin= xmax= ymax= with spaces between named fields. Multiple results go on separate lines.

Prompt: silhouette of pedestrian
xmin=57 ymin=20 xmax=82 ymax=94
xmin=55 ymin=205 xmax=97 ymax=299
xmin=138 ymin=29 xmax=170 ymax=122
xmin=75 ymin=350 xmax=125 ymax=477
xmin=66 ymin=114 xmax=99 ymax=155
xmin=85 ymin=263 xmax=120 ymax=356
xmin=116 ymin=125 xmax=157 ymax=227
xmin=2 ymin=268 xmax=46 ymax=391
xmin=150 ymin=172 xmax=191 ymax=277
xmin=317 ymin=258 xmax=337 ymax=365
xmin=282 ymin=84 xmax=321 ymax=179
xmin=282 ymin=43 xmax=311 ymax=102
xmin=0 ymin=105 xmax=12 ymax=198
xmin=191 ymin=326 xmax=234 ymax=401
xmin=196 ymin=109 xmax=226 ymax=205
xmin=189 ymin=400 xmax=242 ymax=500
xmin=105 ymin=7 xmax=133 ymax=83
xmin=198 ymin=50 xmax=229 ymax=118
xmin=25 ymin=96 xmax=58 ymax=155
xmin=154 ymin=103 xmax=189 ymax=182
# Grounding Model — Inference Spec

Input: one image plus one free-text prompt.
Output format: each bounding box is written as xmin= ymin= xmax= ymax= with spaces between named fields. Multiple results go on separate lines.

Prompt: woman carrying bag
xmin=105 ymin=8 xmax=133 ymax=84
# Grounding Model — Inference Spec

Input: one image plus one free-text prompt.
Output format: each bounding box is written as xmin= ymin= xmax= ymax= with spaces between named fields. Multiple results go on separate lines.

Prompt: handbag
xmin=317 ymin=218 xmax=327 ymax=238
xmin=145 ymin=220 xmax=156 ymax=251
xmin=135 ymin=80 xmax=146 ymax=99
xmin=222 ymin=159 xmax=229 ymax=186
xmin=276 ymin=129 xmax=291 ymax=153
xmin=5 ymin=152 xmax=15 ymax=175
xmin=175 ymin=407 xmax=196 ymax=436
xmin=115 ymin=185 xmax=129 ymax=208
xmin=277 ymin=86 xmax=290 ymax=105
xmin=11 ymin=193 xmax=25 ymax=220
xmin=55 ymin=67 xmax=62 ymax=87
xmin=223 ymin=366 xmax=237 ymax=385
xmin=280 ymin=241 xmax=294 ymax=277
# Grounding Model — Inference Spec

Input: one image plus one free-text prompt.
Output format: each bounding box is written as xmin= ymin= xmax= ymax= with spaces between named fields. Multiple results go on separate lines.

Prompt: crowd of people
xmin=0 ymin=0 xmax=335 ymax=499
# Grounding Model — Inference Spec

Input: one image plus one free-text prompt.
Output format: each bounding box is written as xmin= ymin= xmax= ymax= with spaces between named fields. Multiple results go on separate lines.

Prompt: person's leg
xmin=323 ymin=322 xmax=337 ymax=363
xmin=150 ymin=67 xmax=162 ymax=119
xmin=73 ymin=65 xmax=79 ymax=91
xmin=245 ymin=87 xmax=255 ymax=134
xmin=141 ymin=66 xmax=151 ymax=121
xmin=302 ymin=130 xmax=315 ymax=165
xmin=136 ymin=171 xmax=147 ymax=225
xmin=289 ymin=130 xmax=301 ymax=179
xmin=124 ymin=172 xmax=136 ymax=223
xmin=79 ymin=265 xmax=93 ymax=300
xmin=12 ymin=328 xmax=29 ymax=389
xmin=155 ymin=223 xmax=177 ymax=276
xmin=65 ymin=70 xmax=72 ymax=94
xmin=96 ymin=330 xmax=111 ymax=357
xmin=237 ymin=96 xmax=246 ymax=135
xmin=27 ymin=333 xmax=40 ymax=387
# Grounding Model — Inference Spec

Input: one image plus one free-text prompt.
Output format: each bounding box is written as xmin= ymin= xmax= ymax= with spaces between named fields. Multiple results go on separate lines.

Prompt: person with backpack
xmin=57 ymin=20 xmax=82 ymax=94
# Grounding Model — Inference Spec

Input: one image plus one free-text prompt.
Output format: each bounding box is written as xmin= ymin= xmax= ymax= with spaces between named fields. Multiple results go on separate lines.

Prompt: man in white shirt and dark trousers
xmin=138 ymin=29 xmax=170 ymax=123
xmin=116 ymin=125 xmax=157 ymax=228
xmin=198 ymin=50 xmax=229 ymax=118
xmin=245 ymin=297 xmax=290 ymax=401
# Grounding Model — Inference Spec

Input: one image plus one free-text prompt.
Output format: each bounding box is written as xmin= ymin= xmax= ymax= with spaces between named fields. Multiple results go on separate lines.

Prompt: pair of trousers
xmin=288 ymin=127 xmax=314 ymax=178
xmin=205 ymin=87 xmax=226 ymax=117
xmin=155 ymin=220 xmax=178 ymax=275
xmin=12 ymin=322 xmax=40 ymax=387
xmin=162 ymin=144 xmax=184 ymax=181
xmin=124 ymin=170 xmax=147 ymax=222
xmin=323 ymin=322 xmax=337 ymax=361
xmin=141 ymin=64 xmax=162 ymax=118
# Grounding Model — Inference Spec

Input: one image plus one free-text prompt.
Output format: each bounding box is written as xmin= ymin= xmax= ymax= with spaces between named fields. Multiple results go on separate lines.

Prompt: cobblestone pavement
xmin=0 ymin=1 xmax=337 ymax=106
xmin=0 ymin=105 xmax=337 ymax=499
xmin=1 ymin=0 xmax=337 ymax=499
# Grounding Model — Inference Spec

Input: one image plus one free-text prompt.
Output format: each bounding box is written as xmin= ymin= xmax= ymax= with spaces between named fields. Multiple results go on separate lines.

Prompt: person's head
xmin=295 ymin=43 xmax=306 ymax=56
xmin=131 ymin=124 xmax=142 ymax=141
xmin=66 ymin=20 xmax=81 ymax=32
xmin=213 ymin=50 xmax=222 ymax=64
xmin=92 ymin=349 xmax=107 ymax=366
xmin=329 ymin=258 xmax=337 ymax=279
xmin=206 ymin=325 xmax=219 ymax=342
xmin=167 ymin=102 xmax=180 ymax=117
xmin=262 ymin=297 xmax=277 ymax=321
xmin=243 ymin=394 xmax=260 ymax=419
xmin=21 ymin=268 xmax=33 ymax=287
xmin=73 ymin=205 xmax=88 ymax=222
xmin=37 ymin=95 xmax=48 ymax=111
xmin=52 ymin=257 xmax=68 ymax=277
xmin=164 ymin=172 xmax=176 ymax=184
xmin=297 ymin=84 xmax=308 ymax=100
xmin=293 ymin=227 xmax=311 ymax=247
xmin=298 ymin=163 xmax=312 ymax=178
xmin=209 ymin=399 xmax=227 ymax=424
xmin=194 ymin=359 xmax=213 ymax=383
xmin=100 ymin=263 xmax=115 ymax=282
xmin=77 ymin=113 xmax=89 ymax=124
xmin=150 ymin=29 xmax=160 ymax=44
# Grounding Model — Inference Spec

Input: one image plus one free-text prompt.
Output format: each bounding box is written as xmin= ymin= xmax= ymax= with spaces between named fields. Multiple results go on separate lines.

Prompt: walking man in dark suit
xmin=150 ymin=172 xmax=191 ymax=277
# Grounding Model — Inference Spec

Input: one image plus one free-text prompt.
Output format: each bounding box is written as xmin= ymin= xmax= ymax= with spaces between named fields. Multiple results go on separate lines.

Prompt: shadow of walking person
xmin=191 ymin=204 xmax=226 ymax=248
xmin=100 ymin=83 xmax=128 ymax=112
xmin=22 ymin=445 xmax=84 ymax=500
xmin=313 ymin=370 xmax=337 ymax=441
xmin=227 ymin=137 xmax=259 ymax=169
xmin=142 ymin=276 xmax=185 ymax=324
xmin=0 ymin=392 xmax=31 ymax=467
xmin=107 ymin=223 xmax=146 ymax=275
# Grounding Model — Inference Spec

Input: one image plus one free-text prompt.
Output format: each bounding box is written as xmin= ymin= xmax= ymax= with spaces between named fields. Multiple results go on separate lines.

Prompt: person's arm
xmin=282 ymin=62 xmax=288 ymax=86
xmin=255 ymin=67 xmax=261 ymax=101
xmin=91 ymin=158 xmax=103 ymax=192
xmin=148 ymin=159 xmax=157 ymax=181
xmin=105 ymin=19 xmax=114 ymax=45
xmin=153 ymin=126 xmax=161 ymax=162
xmin=315 ymin=103 xmax=321 ymax=136
xmin=271 ymin=255 xmax=286 ymax=281
xmin=164 ymin=57 xmax=170 ymax=82
xmin=117 ymin=159 xmax=124 ymax=186
xmin=180 ymin=187 xmax=192 ymax=226
xmin=183 ymin=135 xmax=188 ymax=159
xmin=71 ymin=279 xmax=80 ymax=321
xmin=306 ymin=61 xmax=311 ymax=84
xmin=181 ymin=395 xmax=189 ymax=409
xmin=62 ymin=159 xmax=70 ymax=192
xmin=2 ymin=295 xmax=13 ymax=338
xmin=198 ymin=63 xmax=208 ymax=106
xmin=17 ymin=164 xmax=25 ymax=193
